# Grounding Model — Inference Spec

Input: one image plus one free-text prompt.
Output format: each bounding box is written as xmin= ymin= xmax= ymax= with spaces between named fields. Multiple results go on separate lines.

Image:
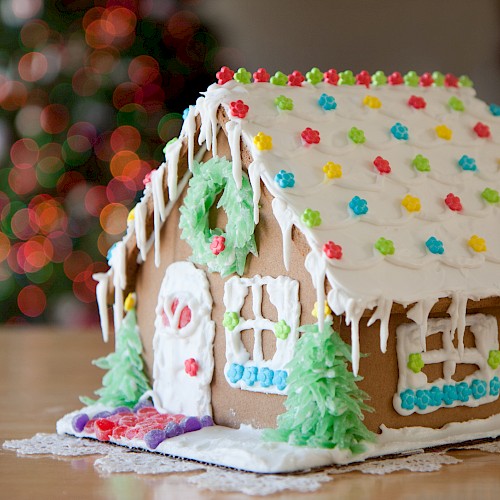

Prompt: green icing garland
xmin=179 ymin=157 xmax=257 ymax=277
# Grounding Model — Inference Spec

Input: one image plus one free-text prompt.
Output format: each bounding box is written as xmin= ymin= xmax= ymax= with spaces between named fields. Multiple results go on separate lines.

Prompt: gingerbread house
xmin=62 ymin=67 xmax=500 ymax=471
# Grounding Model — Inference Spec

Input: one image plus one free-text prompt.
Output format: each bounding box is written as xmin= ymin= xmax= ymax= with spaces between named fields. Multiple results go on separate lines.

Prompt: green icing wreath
xmin=179 ymin=157 xmax=257 ymax=277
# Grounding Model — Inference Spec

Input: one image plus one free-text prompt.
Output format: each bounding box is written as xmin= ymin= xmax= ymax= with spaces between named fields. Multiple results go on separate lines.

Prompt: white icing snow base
xmin=55 ymin=410 xmax=500 ymax=474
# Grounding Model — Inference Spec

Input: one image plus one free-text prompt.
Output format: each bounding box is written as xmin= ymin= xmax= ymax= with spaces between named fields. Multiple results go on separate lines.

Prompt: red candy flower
xmin=301 ymin=127 xmax=320 ymax=145
xmin=323 ymin=241 xmax=343 ymax=260
xmin=143 ymin=172 xmax=152 ymax=186
xmin=324 ymin=68 xmax=339 ymax=85
xmin=419 ymin=72 xmax=434 ymax=87
xmin=356 ymin=70 xmax=371 ymax=88
xmin=185 ymin=358 xmax=199 ymax=377
xmin=444 ymin=73 xmax=459 ymax=88
xmin=229 ymin=100 xmax=249 ymax=119
xmin=445 ymin=193 xmax=462 ymax=211
xmin=253 ymin=68 xmax=270 ymax=82
xmin=216 ymin=66 xmax=234 ymax=85
xmin=210 ymin=235 xmax=226 ymax=255
xmin=408 ymin=95 xmax=427 ymax=109
xmin=288 ymin=70 xmax=305 ymax=86
xmin=373 ymin=156 xmax=391 ymax=174
xmin=388 ymin=72 xmax=404 ymax=85
xmin=473 ymin=122 xmax=491 ymax=138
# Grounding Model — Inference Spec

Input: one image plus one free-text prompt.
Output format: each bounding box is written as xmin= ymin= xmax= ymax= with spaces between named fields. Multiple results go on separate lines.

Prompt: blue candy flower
xmin=274 ymin=169 xmax=295 ymax=188
xmin=442 ymin=384 xmax=458 ymax=405
xmin=273 ymin=370 xmax=288 ymax=391
xmin=458 ymin=155 xmax=477 ymax=171
xmin=242 ymin=366 xmax=258 ymax=386
xmin=349 ymin=195 xmax=368 ymax=215
xmin=227 ymin=363 xmax=244 ymax=384
xmin=182 ymin=106 xmax=193 ymax=120
xmin=426 ymin=236 xmax=444 ymax=255
xmin=106 ymin=242 xmax=117 ymax=262
xmin=456 ymin=382 xmax=471 ymax=402
xmin=415 ymin=389 xmax=431 ymax=410
xmin=490 ymin=376 xmax=500 ymax=396
xmin=470 ymin=379 xmax=487 ymax=400
xmin=318 ymin=93 xmax=337 ymax=111
xmin=429 ymin=386 xmax=443 ymax=406
xmin=258 ymin=367 xmax=274 ymax=388
xmin=490 ymin=103 xmax=500 ymax=116
xmin=400 ymin=389 xmax=415 ymax=410
xmin=390 ymin=122 xmax=409 ymax=140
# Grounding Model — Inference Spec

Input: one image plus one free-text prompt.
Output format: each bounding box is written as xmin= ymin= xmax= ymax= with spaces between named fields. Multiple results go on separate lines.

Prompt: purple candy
xmin=180 ymin=416 xmax=202 ymax=433
xmin=93 ymin=410 xmax=112 ymax=419
xmin=144 ymin=429 xmax=166 ymax=450
xmin=200 ymin=415 xmax=214 ymax=428
xmin=72 ymin=413 xmax=89 ymax=433
xmin=164 ymin=422 xmax=182 ymax=438
xmin=133 ymin=399 xmax=153 ymax=412
xmin=111 ymin=406 xmax=132 ymax=415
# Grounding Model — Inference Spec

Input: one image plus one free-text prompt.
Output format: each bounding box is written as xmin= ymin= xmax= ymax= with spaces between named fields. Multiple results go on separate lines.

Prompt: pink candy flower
xmin=419 ymin=72 xmax=434 ymax=87
xmin=356 ymin=70 xmax=371 ymax=88
xmin=142 ymin=172 xmax=152 ymax=186
xmin=473 ymin=122 xmax=491 ymax=138
xmin=230 ymin=100 xmax=249 ymax=119
xmin=301 ymin=127 xmax=320 ymax=145
xmin=373 ymin=156 xmax=391 ymax=174
xmin=444 ymin=73 xmax=459 ymax=88
xmin=185 ymin=358 xmax=199 ymax=377
xmin=445 ymin=193 xmax=462 ymax=211
xmin=210 ymin=235 xmax=226 ymax=255
xmin=388 ymin=72 xmax=404 ymax=85
xmin=324 ymin=68 xmax=339 ymax=85
xmin=323 ymin=241 xmax=342 ymax=260
xmin=408 ymin=95 xmax=427 ymax=109
xmin=216 ymin=66 xmax=234 ymax=85
xmin=253 ymin=68 xmax=270 ymax=82
xmin=288 ymin=70 xmax=305 ymax=86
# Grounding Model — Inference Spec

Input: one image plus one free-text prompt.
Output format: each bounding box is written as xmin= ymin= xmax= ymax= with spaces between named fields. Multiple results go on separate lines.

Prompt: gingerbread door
xmin=152 ymin=261 xmax=215 ymax=416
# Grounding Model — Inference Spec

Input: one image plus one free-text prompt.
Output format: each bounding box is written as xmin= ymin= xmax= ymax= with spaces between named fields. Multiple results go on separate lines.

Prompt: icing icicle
xmin=110 ymin=241 xmax=127 ymax=332
xmin=134 ymin=197 xmax=148 ymax=262
xmin=151 ymin=166 xmax=166 ymax=268
xmin=164 ymin=139 xmax=182 ymax=201
xmin=447 ymin=292 xmax=469 ymax=357
xmin=248 ymin=161 xmax=263 ymax=224
xmin=407 ymin=298 xmax=439 ymax=351
xmin=93 ymin=272 xmax=110 ymax=343
xmin=367 ymin=297 xmax=393 ymax=353
xmin=226 ymin=120 xmax=243 ymax=188
xmin=271 ymin=198 xmax=294 ymax=271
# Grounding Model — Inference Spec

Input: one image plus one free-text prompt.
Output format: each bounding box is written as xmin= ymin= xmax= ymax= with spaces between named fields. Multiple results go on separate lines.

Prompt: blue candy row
xmin=226 ymin=363 xmax=288 ymax=391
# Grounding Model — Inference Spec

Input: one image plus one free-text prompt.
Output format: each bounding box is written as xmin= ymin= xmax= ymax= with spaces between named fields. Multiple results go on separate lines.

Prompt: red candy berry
xmin=444 ymin=73 xmax=459 ymax=88
xmin=301 ymin=127 xmax=320 ymax=145
xmin=111 ymin=425 xmax=128 ymax=440
xmin=419 ymin=72 xmax=434 ymax=87
xmin=373 ymin=156 xmax=391 ymax=174
xmin=95 ymin=418 xmax=115 ymax=442
xmin=356 ymin=70 xmax=371 ymax=88
xmin=323 ymin=241 xmax=342 ymax=260
xmin=210 ymin=235 xmax=225 ymax=255
xmin=388 ymin=72 xmax=404 ymax=85
xmin=253 ymin=68 xmax=270 ymax=83
xmin=136 ymin=407 xmax=159 ymax=417
xmin=408 ymin=95 xmax=426 ymax=109
xmin=288 ymin=70 xmax=305 ymax=87
xmin=473 ymin=122 xmax=491 ymax=138
xmin=324 ymin=68 xmax=339 ymax=85
xmin=83 ymin=418 xmax=97 ymax=433
xmin=142 ymin=172 xmax=152 ymax=186
xmin=229 ymin=100 xmax=249 ymax=119
xmin=216 ymin=66 xmax=234 ymax=85
xmin=185 ymin=358 xmax=199 ymax=377
xmin=445 ymin=193 xmax=462 ymax=211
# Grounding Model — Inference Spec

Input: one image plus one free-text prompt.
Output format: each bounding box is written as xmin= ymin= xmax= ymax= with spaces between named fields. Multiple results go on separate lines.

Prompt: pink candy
xmin=356 ymin=70 xmax=371 ymax=88
xmin=444 ymin=73 xmax=459 ymax=88
xmin=324 ymin=69 xmax=339 ymax=85
xmin=253 ymin=68 xmax=270 ymax=82
xmin=323 ymin=241 xmax=342 ymax=260
xmin=408 ymin=95 xmax=426 ymax=109
xmin=230 ymin=100 xmax=249 ymax=119
xmin=445 ymin=193 xmax=462 ymax=211
xmin=301 ymin=127 xmax=320 ymax=145
xmin=210 ymin=235 xmax=226 ymax=255
xmin=419 ymin=72 xmax=434 ymax=87
xmin=288 ymin=70 xmax=305 ymax=87
xmin=388 ymin=72 xmax=404 ymax=85
xmin=185 ymin=358 xmax=199 ymax=377
xmin=216 ymin=66 xmax=234 ymax=85
xmin=373 ymin=156 xmax=391 ymax=174
xmin=473 ymin=122 xmax=491 ymax=138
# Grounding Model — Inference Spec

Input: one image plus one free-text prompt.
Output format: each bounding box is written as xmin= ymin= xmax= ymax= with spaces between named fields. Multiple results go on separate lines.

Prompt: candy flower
xmin=373 ymin=156 xmax=391 ymax=174
xmin=388 ymin=71 xmax=404 ymax=85
xmin=363 ymin=95 xmax=382 ymax=109
xmin=429 ymin=386 xmax=443 ymax=406
xmin=426 ymin=236 xmax=444 ymax=255
xmin=471 ymin=379 xmax=487 ymax=400
xmin=481 ymin=187 xmax=499 ymax=204
xmin=401 ymin=194 xmax=421 ymax=212
xmin=432 ymin=71 xmax=445 ymax=86
xmin=371 ymin=70 xmax=387 ymax=86
xmin=312 ymin=300 xmax=332 ymax=318
xmin=459 ymin=75 xmax=474 ymax=87
xmin=301 ymin=208 xmax=321 ymax=227
xmin=230 ymin=100 xmax=249 ymax=118
xmin=210 ymin=235 xmax=226 ymax=255
xmin=124 ymin=293 xmax=135 ymax=311
xmin=253 ymin=132 xmax=272 ymax=150
xmin=223 ymin=311 xmax=240 ymax=331
xmin=488 ymin=350 xmax=500 ymax=369
xmin=415 ymin=389 xmax=431 ymax=410
xmin=456 ymin=382 xmax=471 ymax=402
xmin=404 ymin=70 xmax=419 ymax=87
xmin=338 ymin=70 xmax=355 ymax=85
xmin=273 ymin=370 xmax=288 ymax=391
xmin=323 ymin=241 xmax=342 ymax=259
xmin=274 ymin=319 xmax=291 ymax=340
xmin=184 ymin=358 xmax=199 ymax=377
xmin=491 ymin=377 xmax=500 ymax=396
xmin=445 ymin=193 xmax=462 ymax=211
xmin=442 ymin=385 xmax=458 ymax=405
xmin=306 ymin=67 xmax=324 ymax=85
xmin=274 ymin=95 xmax=293 ymax=111
xmin=143 ymin=172 xmax=152 ymax=186
xmin=407 ymin=353 xmax=424 ymax=373
xmin=318 ymin=93 xmax=337 ymax=111
xmin=234 ymin=67 xmax=252 ymax=84
xmin=349 ymin=195 xmax=368 ymax=215
xmin=444 ymin=73 xmax=459 ymax=87
xmin=489 ymin=103 xmax=500 ymax=116
xmin=375 ymin=237 xmax=395 ymax=255
xmin=127 ymin=207 xmax=135 ymax=223
xmin=258 ymin=367 xmax=274 ymax=387
xmin=324 ymin=68 xmax=339 ymax=85
xmin=419 ymin=72 xmax=434 ymax=87
xmin=301 ymin=127 xmax=320 ymax=145
xmin=356 ymin=70 xmax=371 ymax=87
xmin=274 ymin=169 xmax=295 ymax=188
xmin=348 ymin=127 xmax=366 ymax=144
xmin=390 ymin=122 xmax=409 ymax=140
xmin=253 ymin=67 xmax=270 ymax=82
xmin=448 ymin=96 xmax=464 ymax=112
xmin=323 ymin=161 xmax=342 ymax=179
xmin=288 ymin=70 xmax=305 ymax=86
xmin=242 ymin=366 xmax=258 ymax=386
xmin=412 ymin=154 xmax=431 ymax=172
xmin=458 ymin=155 xmax=477 ymax=171
xmin=270 ymin=71 xmax=287 ymax=86
xmin=408 ymin=95 xmax=426 ymax=109
xmin=473 ymin=122 xmax=491 ymax=138
xmin=468 ymin=235 xmax=486 ymax=252
xmin=216 ymin=66 xmax=234 ymax=85
xmin=227 ymin=363 xmax=244 ymax=383
xmin=435 ymin=124 xmax=452 ymax=140
xmin=400 ymin=389 xmax=415 ymax=410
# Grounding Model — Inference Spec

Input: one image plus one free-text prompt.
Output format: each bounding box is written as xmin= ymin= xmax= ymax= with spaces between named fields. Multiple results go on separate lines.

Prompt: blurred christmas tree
xmin=0 ymin=0 xmax=218 ymax=324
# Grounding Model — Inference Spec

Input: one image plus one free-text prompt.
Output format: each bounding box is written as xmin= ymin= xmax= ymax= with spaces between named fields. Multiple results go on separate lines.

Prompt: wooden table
xmin=1 ymin=327 xmax=500 ymax=499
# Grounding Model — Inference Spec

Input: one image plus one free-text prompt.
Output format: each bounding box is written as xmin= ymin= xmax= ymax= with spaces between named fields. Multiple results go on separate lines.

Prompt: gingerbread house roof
xmin=96 ymin=68 xmax=500 ymax=374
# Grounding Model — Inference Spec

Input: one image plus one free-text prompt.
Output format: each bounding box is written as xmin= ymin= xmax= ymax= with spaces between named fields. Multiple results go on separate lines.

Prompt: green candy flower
xmin=375 ymin=237 xmax=395 ymax=256
xmin=274 ymin=319 xmax=291 ymax=340
xmin=459 ymin=75 xmax=474 ymax=88
xmin=270 ymin=71 xmax=288 ymax=86
xmin=448 ymin=96 xmax=465 ymax=112
xmin=306 ymin=67 xmax=324 ymax=85
xmin=407 ymin=353 xmax=425 ymax=373
xmin=481 ymin=188 xmax=499 ymax=204
xmin=404 ymin=70 xmax=419 ymax=87
xmin=412 ymin=154 xmax=431 ymax=172
xmin=338 ymin=70 xmax=355 ymax=85
xmin=275 ymin=95 xmax=293 ymax=111
xmin=234 ymin=67 xmax=252 ymax=84
xmin=163 ymin=137 xmax=178 ymax=153
xmin=432 ymin=71 xmax=445 ymax=86
xmin=348 ymin=127 xmax=366 ymax=144
xmin=371 ymin=70 xmax=387 ymax=86
xmin=301 ymin=208 xmax=321 ymax=228
xmin=223 ymin=311 xmax=240 ymax=331
xmin=488 ymin=350 xmax=500 ymax=370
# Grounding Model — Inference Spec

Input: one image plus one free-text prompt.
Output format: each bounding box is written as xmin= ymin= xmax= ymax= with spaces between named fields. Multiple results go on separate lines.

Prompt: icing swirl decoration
xmin=179 ymin=157 xmax=257 ymax=277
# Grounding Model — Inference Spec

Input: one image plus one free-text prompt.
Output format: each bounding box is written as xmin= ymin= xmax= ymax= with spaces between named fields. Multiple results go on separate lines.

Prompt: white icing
xmin=108 ymin=241 xmax=127 ymax=331
xmin=134 ymin=195 xmax=148 ymax=262
xmin=93 ymin=271 xmax=110 ymax=343
xmin=164 ymin=139 xmax=183 ymax=201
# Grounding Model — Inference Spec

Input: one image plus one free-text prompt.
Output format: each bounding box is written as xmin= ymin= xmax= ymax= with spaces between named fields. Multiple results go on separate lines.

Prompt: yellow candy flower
xmin=323 ymin=161 xmax=342 ymax=179
xmin=401 ymin=194 xmax=421 ymax=212
xmin=435 ymin=124 xmax=452 ymax=140
xmin=127 ymin=207 xmax=135 ymax=223
xmin=312 ymin=300 xmax=332 ymax=318
xmin=363 ymin=95 xmax=382 ymax=109
xmin=468 ymin=235 xmax=486 ymax=252
xmin=253 ymin=132 xmax=272 ymax=151
xmin=124 ymin=293 xmax=136 ymax=311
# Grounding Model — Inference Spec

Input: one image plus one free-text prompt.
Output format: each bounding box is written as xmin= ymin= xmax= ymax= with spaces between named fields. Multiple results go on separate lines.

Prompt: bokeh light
xmin=17 ymin=285 xmax=46 ymax=317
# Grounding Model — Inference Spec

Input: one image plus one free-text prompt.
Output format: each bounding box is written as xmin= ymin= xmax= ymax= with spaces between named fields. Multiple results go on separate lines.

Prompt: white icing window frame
xmin=223 ymin=275 xmax=300 ymax=395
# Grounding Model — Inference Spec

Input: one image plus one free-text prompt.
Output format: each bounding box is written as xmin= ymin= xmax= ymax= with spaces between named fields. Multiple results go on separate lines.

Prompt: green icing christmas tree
xmin=81 ymin=298 xmax=150 ymax=408
xmin=264 ymin=322 xmax=375 ymax=454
